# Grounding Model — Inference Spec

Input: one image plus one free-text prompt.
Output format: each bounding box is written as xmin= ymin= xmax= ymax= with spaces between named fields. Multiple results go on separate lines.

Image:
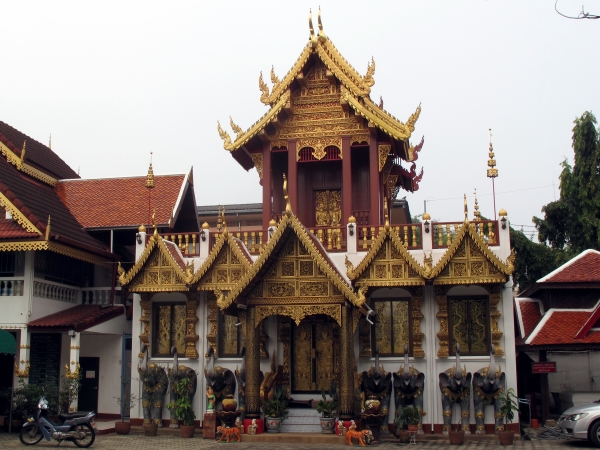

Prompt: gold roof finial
xmin=487 ymin=128 xmax=498 ymax=179
xmin=308 ymin=9 xmax=315 ymax=39
xmin=464 ymin=194 xmax=468 ymax=221
xmin=45 ymin=215 xmax=51 ymax=241
xmin=217 ymin=206 xmax=223 ymax=232
xmin=151 ymin=209 xmax=157 ymax=236
xmin=49 ymin=134 xmax=51 ymax=149
xmin=473 ymin=188 xmax=481 ymax=221
xmin=221 ymin=205 xmax=227 ymax=230
xmin=283 ymin=173 xmax=291 ymax=216
xmin=20 ymin=140 xmax=26 ymax=163
xmin=384 ymin=198 xmax=389 ymax=226
xmin=229 ymin=117 xmax=243 ymax=138
xmin=317 ymin=7 xmax=326 ymax=41
xmin=146 ymin=152 xmax=155 ymax=188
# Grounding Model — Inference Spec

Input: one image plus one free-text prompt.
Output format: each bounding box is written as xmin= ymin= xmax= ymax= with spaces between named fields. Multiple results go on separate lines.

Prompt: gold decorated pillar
xmin=185 ymin=292 xmax=199 ymax=358
xmin=338 ymin=303 xmax=355 ymax=419
xmin=244 ymin=307 xmax=261 ymax=418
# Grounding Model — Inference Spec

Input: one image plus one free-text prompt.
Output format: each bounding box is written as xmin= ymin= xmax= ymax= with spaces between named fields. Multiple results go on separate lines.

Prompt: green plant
xmin=114 ymin=381 xmax=138 ymax=419
xmin=167 ymin=377 xmax=196 ymax=426
xmin=260 ymin=386 xmax=289 ymax=419
xmin=316 ymin=383 xmax=338 ymax=418
xmin=12 ymin=378 xmax=59 ymax=420
xmin=394 ymin=406 xmax=420 ymax=431
xmin=59 ymin=373 xmax=82 ymax=414
xmin=499 ymin=388 xmax=519 ymax=424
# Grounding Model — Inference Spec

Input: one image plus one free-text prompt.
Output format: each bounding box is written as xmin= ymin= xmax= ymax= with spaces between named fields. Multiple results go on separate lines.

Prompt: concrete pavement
xmin=1 ymin=430 xmax=597 ymax=449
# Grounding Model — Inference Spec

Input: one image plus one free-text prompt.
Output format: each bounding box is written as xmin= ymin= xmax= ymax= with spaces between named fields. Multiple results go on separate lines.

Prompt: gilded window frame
xmin=370 ymin=297 xmax=413 ymax=357
xmin=447 ymin=295 xmax=490 ymax=357
xmin=152 ymin=301 xmax=187 ymax=358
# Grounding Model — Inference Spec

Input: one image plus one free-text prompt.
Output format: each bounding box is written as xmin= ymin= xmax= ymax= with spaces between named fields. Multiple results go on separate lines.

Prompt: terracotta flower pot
xmin=180 ymin=424 xmax=195 ymax=438
xmin=115 ymin=421 xmax=131 ymax=435
xmin=449 ymin=430 xmax=465 ymax=445
xmin=397 ymin=430 xmax=410 ymax=443
xmin=498 ymin=430 xmax=514 ymax=445
xmin=143 ymin=423 xmax=158 ymax=437
xmin=408 ymin=424 xmax=418 ymax=432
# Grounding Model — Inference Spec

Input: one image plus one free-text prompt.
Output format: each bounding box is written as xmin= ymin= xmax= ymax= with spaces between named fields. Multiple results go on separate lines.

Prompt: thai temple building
xmin=118 ymin=11 xmax=518 ymax=435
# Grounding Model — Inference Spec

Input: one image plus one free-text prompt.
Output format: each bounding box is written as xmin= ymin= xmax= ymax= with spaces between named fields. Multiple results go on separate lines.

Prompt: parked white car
xmin=559 ymin=402 xmax=600 ymax=447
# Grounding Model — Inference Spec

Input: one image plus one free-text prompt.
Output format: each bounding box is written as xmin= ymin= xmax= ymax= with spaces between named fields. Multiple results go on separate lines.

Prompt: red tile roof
xmin=27 ymin=305 xmax=124 ymax=332
xmin=0 ymin=121 xmax=79 ymax=180
xmin=515 ymin=298 xmax=543 ymax=339
xmin=539 ymin=249 xmax=600 ymax=283
xmin=0 ymin=157 xmax=107 ymax=251
xmin=56 ymin=175 xmax=186 ymax=229
xmin=526 ymin=302 xmax=600 ymax=345
xmin=0 ymin=217 xmax=38 ymax=239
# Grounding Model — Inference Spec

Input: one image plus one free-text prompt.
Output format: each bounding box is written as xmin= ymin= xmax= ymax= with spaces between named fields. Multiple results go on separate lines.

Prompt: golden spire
xmin=464 ymin=194 xmax=468 ymax=221
xmin=221 ymin=205 xmax=227 ymax=230
xmin=487 ymin=129 xmax=498 ymax=179
xmin=217 ymin=206 xmax=223 ymax=233
xmin=152 ymin=209 xmax=157 ymax=237
xmin=283 ymin=173 xmax=291 ymax=216
xmin=20 ymin=140 xmax=26 ymax=163
xmin=45 ymin=215 xmax=51 ymax=240
xmin=146 ymin=152 xmax=155 ymax=188
xmin=473 ymin=188 xmax=481 ymax=221
xmin=384 ymin=198 xmax=389 ymax=226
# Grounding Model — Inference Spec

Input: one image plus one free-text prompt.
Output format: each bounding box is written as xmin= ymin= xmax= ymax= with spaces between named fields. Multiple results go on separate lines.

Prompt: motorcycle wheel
xmin=72 ymin=423 xmax=95 ymax=448
xmin=19 ymin=425 xmax=43 ymax=445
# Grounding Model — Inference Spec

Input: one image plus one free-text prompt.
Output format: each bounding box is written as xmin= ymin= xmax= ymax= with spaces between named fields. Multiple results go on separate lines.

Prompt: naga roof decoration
xmin=118 ymin=231 xmax=190 ymax=292
xmin=217 ymin=10 xmax=422 ymax=154
xmin=189 ymin=230 xmax=253 ymax=289
xmin=428 ymin=219 xmax=515 ymax=284
xmin=218 ymin=210 xmax=366 ymax=311
xmin=345 ymin=224 xmax=426 ymax=286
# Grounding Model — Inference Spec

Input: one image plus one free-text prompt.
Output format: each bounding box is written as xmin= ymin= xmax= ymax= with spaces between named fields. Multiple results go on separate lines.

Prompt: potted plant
xmin=261 ymin=386 xmax=288 ymax=433
xmin=114 ymin=382 xmax=138 ymax=435
xmin=498 ymin=387 xmax=519 ymax=445
xmin=449 ymin=407 xmax=465 ymax=445
xmin=167 ymin=377 xmax=196 ymax=438
xmin=394 ymin=406 xmax=420 ymax=443
xmin=316 ymin=384 xmax=338 ymax=434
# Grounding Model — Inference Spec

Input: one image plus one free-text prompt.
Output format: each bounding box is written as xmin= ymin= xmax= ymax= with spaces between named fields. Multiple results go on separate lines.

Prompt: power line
xmin=425 ymin=184 xmax=555 ymax=203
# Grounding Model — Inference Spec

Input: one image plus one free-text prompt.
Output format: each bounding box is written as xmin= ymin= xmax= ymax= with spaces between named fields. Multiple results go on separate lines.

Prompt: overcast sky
xmin=1 ymin=1 xmax=598 ymax=238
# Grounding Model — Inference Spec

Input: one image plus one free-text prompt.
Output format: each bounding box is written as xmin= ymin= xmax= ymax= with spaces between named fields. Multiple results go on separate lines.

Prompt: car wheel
xmin=589 ymin=421 xmax=600 ymax=447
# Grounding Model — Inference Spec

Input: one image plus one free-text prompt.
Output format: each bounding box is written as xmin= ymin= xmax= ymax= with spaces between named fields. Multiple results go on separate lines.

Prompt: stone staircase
xmin=280 ymin=407 xmax=322 ymax=433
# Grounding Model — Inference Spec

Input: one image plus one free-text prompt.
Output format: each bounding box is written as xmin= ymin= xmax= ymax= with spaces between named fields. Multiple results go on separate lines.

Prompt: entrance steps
xmin=280 ymin=407 xmax=322 ymax=433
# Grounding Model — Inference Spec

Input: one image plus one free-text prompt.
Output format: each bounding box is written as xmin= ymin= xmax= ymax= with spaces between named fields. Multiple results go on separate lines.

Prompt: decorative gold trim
xmin=347 ymin=224 xmax=426 ymax=285
xmin=0 ymin=241 xmax=48 ymax=252
xmin=205 ymin=291 xmax=217 ymax=356
xmin=297 ymin=137 xmax=342 ymax=160
xmin=139 ymin=293 xmax=151 ymax=350
xmin=0 ymin=191 xmax=42 ymax=234
xmin=248 ymin=296 xmax=345 ymax=306
xmin=486 ymin=284 xmax=504 ymax=356
xmin=119 ymin=235 xmax=189 ymax=289
xmin=65 ymin=362 xmax=81 ymax=380
xmin=435 ymin=286 xmax=450 ymax=358
xmin=19 ymin=345 xmax=30 ymax=349
xmin=255 ymin=304 xmax=341 ymax=327
xmin=0 ymin=141 xmax=58 ymax=186
xmin=378 ymin=145 xmax=391 ymax=172
xmin=270 ymin=140 xmax=287 ymax=150
xmin=250 ymin=153 xmax=263 ymax=179
xmin=219 ymin=213 xmax=362 ymax=310
xmin=408 ymin=287 xmax=425 ymax=358
xmin=69 ymin=345 xmax=81 ymax=350
xmin=263 ymin=44 xmax=312 ymax=105
xmin=429 ymin=219 xmax=513 ymax=281
xmin=185 ymin=293 xmax=199 ymax=359
xmin=350 ymin=134 xmax=370 ymax=146
xmin=0 ymin=240 xmax=112 ymax=266
xmin=15 ymin=360 xmax=30 ymax=378
xmin=189 ymin=231 xmax=253 ymax=286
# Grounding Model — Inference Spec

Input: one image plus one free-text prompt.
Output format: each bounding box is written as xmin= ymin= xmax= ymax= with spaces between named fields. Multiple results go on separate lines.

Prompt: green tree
xmin=533 ymin=111 xmax=600 ymax=255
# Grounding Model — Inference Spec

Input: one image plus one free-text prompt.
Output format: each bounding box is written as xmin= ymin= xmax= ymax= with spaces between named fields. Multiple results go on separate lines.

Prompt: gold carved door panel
xmin=292 ymin=318 xmax=339 ymax=392
xmin=315 ymin=190 xmax=342 ymax=227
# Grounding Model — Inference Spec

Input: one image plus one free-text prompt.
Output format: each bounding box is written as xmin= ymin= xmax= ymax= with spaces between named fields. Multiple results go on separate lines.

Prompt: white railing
xmin=0 ymin=278 xmax=25 ymax=296
xmin=33 ymin=279 xmax=80 ymax=303
xmin=81 ymin=287 xmax=122 ymax=305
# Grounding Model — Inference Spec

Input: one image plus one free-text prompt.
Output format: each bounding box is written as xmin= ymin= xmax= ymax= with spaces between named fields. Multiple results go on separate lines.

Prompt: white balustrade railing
xmin=0 ymin=278 xmax=25 ymax=296
xmin=33 ymin=279 xmax=80 ymax=303
xmin=81 ymin=287 xmax=122 ymax=305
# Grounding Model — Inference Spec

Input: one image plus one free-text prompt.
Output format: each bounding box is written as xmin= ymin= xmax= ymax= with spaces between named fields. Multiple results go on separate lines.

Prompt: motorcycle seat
xmin=58 ymin=411 xmax=91 ymax=420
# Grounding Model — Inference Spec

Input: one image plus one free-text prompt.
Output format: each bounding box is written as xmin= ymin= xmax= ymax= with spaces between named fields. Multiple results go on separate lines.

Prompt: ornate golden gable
xmin=346 ymin=225 xmax=426 ymax=287
xmin=119 ymin=234 xmax=189 ymax=292
xmin=219 ymin=213 xmax=363 ymax=310
xmin=190 ymin=231 xmax=252 ymax=290
xmin=429 ymin=220 xmax=514 ymax=285
xmin=217 ymin=13 xmax=421 ymax=154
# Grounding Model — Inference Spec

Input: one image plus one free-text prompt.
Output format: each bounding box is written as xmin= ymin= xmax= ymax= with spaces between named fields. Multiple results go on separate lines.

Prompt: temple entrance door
xmin=315 ymin=190 xmax=342 ymax=227
xmin=291 ymin=315 xmax=339 ymax=393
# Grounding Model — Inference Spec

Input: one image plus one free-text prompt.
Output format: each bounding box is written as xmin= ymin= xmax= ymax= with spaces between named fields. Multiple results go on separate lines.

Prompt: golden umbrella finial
xmin=464 ymin=194 xmax=468 ymax=221
xmin=146 ymin=152 xmax=155 ymax=188
xmin=473 ymin=188 xmax=481 ymax=221
xmin=486 ymin=128 xmax=498 ymax=219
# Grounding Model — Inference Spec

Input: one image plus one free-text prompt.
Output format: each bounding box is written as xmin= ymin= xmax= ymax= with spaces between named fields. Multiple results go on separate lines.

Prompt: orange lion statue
xmin=216 ymin=425 xmax=241 ymax=442
xmin=345 ymin=428 xmax=370 ymax=446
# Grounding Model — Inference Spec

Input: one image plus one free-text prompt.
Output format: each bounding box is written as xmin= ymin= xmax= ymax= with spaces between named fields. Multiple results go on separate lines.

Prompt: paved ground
xmin=1 ymin=430 xmax=599 ymax=449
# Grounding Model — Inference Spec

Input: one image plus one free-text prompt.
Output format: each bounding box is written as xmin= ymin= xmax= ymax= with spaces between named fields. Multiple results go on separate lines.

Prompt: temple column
xmin=342 ymin=136 xmax=352 ymax=225
xmin=369 ymin=138 xmax=380 ymax=225
xmin=287 ymin=140 xmax=298 ymax=214
xmin=338 ymin=304 xmax=355 ymax=420
xmin=262 ymin=142 xmax=272 ymax=228
xmin=244 ymin=307 xmax=261 ymax=418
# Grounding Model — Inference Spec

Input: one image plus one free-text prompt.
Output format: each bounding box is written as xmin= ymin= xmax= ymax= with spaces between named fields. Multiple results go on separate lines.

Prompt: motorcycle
xmin=19 ymin=397 xmax=96 ymax=447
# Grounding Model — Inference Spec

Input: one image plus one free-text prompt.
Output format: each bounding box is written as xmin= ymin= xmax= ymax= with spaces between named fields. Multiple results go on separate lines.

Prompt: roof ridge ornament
xmin=317 ymin=7 xmax=326 ymax=42
xmin=464 ymin=194 xmax=468 ymax=221
xmin=258 ymin=71 xmax=271 ymax=104
xmin=229 ymin=117 xmax=243 ymax=138
xmin=283 ymin=173 xmax=292 ymax=216
xmin=270 ymin=66 xmax=280 ymax=85
xmin=308 ymin=9 xmax=318 ymax=48
xmin=364 ymin=57 xmax=376 ymax=88
xmin=146 ymin=152 xmax=155 ymax=188
xmin=217 ymin=121 xmax=233 ymax=149
xmin=20 ymin=140 xmax=26 ymax=164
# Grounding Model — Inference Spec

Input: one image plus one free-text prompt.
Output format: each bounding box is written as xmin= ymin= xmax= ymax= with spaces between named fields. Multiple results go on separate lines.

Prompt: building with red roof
xmin=515 ymin=249 xmax=600 ymax=423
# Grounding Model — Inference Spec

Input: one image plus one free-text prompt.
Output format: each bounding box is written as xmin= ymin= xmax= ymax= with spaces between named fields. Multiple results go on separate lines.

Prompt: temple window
xmin=152 ymin=302 xmax=186 ymax=357
xmin=448 ymin=296 xmax=489 ymax=356
xmin=371 ymin=299 xmax=412 ymax=356
xmin=218 ymin=313 xmax=241 ymax=357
